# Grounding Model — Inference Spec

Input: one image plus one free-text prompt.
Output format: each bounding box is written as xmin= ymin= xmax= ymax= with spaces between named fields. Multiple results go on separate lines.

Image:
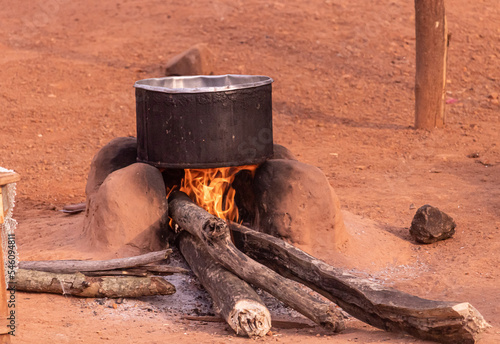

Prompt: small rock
xmin=409 ymin=205 xmax=456 ymax=244
xmin=488 ymin=92 xmax=498 ymax=100
xmin=165 ymin=43 xmax=215 ymax=76
xmin=95 ymin=299 xmax=106 ymax=305
xmin=115 ymin=298 xmax=124 ymax=304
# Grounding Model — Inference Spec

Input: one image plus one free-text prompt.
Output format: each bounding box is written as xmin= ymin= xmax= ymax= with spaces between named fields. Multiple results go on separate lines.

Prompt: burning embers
xmin=176 ymin=165 xmax=257 ymax=223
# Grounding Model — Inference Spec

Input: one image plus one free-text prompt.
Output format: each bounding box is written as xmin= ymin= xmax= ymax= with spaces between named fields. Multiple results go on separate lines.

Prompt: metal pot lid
xmin=134 ymin=74 xmax=273 ymax=94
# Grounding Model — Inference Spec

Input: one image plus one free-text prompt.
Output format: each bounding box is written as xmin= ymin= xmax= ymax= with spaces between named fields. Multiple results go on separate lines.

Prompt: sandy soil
xmin=1 ymin=0 xmax=499 ymax=343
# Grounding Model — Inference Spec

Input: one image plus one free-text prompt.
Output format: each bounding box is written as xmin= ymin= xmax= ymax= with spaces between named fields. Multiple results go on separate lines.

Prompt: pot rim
xmin=134 ymin=74 xmax=273 ymax=94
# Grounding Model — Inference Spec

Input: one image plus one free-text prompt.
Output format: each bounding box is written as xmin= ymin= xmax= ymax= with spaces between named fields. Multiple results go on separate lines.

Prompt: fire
xmin=178 ymin=165 xmax=257 ymax=222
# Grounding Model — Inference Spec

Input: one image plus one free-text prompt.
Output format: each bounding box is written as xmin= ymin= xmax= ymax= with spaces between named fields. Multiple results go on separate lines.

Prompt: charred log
xmin=178 ymin=232 xmax=271 ymax=337
xmin=182 ymin=315 xmax=316 ymax=329
xmin=81 ymin=265 xmax=188 ymax=277
xmin=230 ymin=222 xmax=490 ymax=344
xmin=168 ymin=191 xmax=345 ymax=333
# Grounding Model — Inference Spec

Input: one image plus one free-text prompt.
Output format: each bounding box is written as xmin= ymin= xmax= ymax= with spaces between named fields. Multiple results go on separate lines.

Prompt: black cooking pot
xmin=134 ymin=75 xmax=273 ymax=169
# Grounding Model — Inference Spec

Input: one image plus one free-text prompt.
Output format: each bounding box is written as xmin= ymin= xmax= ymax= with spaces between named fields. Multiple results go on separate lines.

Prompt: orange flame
xmin=179 ymin=165 xmax=257 ymax=222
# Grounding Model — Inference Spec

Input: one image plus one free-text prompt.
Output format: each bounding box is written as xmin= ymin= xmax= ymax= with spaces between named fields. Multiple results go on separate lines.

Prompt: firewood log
xmin=168 ymin=191 xmax=345 ymax=333
xmin=178 ymin=232 xmax=271 ymax=337
xmin=12 ymin=269 xmax=175 ymax=298
xmin=18 ymin=249 xmax=172 ymax=274
xmin=182 ymin=315 xmax=315 ymax=329
xmin=81 ymin=265 xmax=189 ymax=277
xmin=230 ymin=222 xmax=490 ymax=344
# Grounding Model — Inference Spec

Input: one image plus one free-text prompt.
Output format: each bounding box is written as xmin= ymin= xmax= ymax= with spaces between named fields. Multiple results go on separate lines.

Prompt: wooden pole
xmin=414 ymin=0 xmax=449 ymax=129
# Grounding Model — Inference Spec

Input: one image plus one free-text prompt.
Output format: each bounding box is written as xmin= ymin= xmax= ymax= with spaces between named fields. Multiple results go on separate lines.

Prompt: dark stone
xmin=252 ymin=159 xmax=347 ymax=258
xmin=410 ymin=205 xmax=456 ymax=244
xmin=83 ymin=163 xmax=169 ymax=253
xmin=85 ymin=137 xmax=137 ymax=197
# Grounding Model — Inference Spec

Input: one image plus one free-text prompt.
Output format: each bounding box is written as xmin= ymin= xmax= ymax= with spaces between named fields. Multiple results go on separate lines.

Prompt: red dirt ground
xmin=1 ymin=0 xmax=499 ymax=343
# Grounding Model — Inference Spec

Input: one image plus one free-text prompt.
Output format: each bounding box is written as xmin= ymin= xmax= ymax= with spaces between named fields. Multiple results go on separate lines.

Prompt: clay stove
xmin=80 ymin=74 xmax=487 ymax=342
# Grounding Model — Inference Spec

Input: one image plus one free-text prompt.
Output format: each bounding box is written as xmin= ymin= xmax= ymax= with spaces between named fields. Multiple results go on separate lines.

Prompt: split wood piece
xmin=182 ymin=315 xmax=315 ymax=329
xmin=178 ymin=231 xmax=271 ymax=337
xmin=82 ymin=265 xmax=189 ymax=277
xmin=168 ymin=191 xmax=345 ymax=333
xmin=18 ymin=249 xmax=172 ymax=274
xmin=12 ymin=268 xmax=175 ymax=298
xmin=230 ymin=223 xmax=490 ymax=344
xmin=61 ymin=202 xmax=86 ymax=214
xmin=137 ymin=265 xmax=188 ymax=275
